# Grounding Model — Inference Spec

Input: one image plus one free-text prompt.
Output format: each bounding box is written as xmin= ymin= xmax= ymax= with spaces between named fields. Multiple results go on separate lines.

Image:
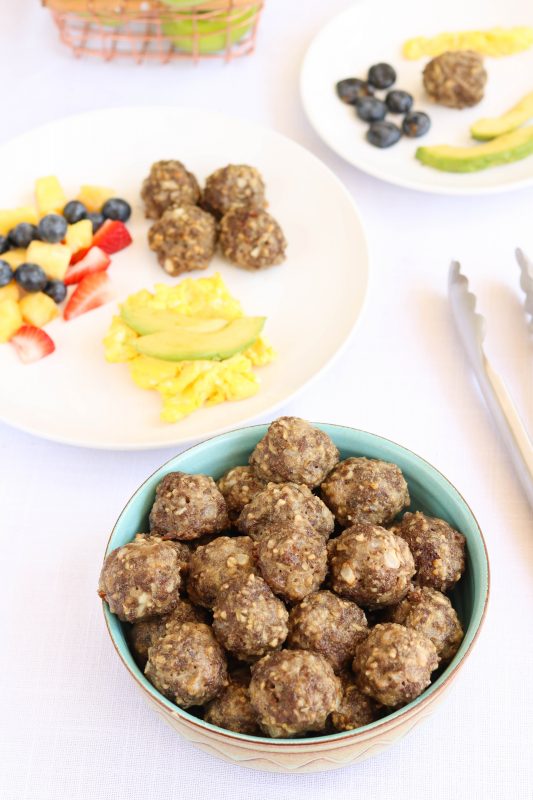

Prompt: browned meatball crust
xmin=330 ymin=671 xmax=380 ymax=732
xmin=141 ymin=159 xmax=200 ymax=219
xmin=201 ymin=165 xmax=266 ymax=219
xmin=149 ymin=472 xmax=229 ymax=541
xmin=321 ymin=457 xmax=410 ymax=527
xmin=353 ymin=623 xmax=438 ymax=707
xmin=391 ymin=511 xmax=465 ymax=593
xmin=148 ymin=204 xmax=216 ymax=277
xmin=287 ymin=590 xmax=368 ymax=672
xmin=256 ymin=525 xmax=328 ymax=604
xmin=216 ymin=466 xmax=266 ymax=522
xmin=423 ymin=50 xmax=487 ymax=109
xmin=328 ymin=523 xmax=415 ymax=609
xmin=212 ymin=573 xmax=288 ymax=662
xmin=187 ymin=535 xmax=257 ymax=609
xmin=98 ymin=537 xmax=182 ymax=623
xmin=388 ymin=585 xmax=464 ymax=664
xmin=249 ymin=650 xmax=341 ymax=738
xmin=128 ymin=598 xmax=207 ymax=667
xmin=145 ymin=622 xmax=228 ymax=707
xmin=250 ymin=417 xmax=339 ymax=488
xmin=237 ymin=481 xmax=334 ymax=541
xmin=219 ymin=208 xmax=286 ymax=270
xmin=204 ymin=676 xmax=260 ymax=735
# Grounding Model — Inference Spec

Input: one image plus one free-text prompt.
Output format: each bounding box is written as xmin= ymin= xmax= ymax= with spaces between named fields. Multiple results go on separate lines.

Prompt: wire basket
xmin=43 ymin=0 xmax=264 ymax=63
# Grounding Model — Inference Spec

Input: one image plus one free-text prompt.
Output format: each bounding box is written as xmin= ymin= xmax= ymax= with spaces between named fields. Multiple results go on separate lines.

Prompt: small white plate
xmin=0 ymin=107 xmax=368 ymax=450
xmin=301 ymin=0 xmax=533 ymax=195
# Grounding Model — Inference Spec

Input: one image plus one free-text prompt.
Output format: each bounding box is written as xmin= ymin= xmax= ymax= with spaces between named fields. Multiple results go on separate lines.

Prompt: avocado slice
xmin=471 ymin=91 xmax=533 ymax=141
xmin=120 ymin=304 xmax=228 ymax=336
xmin=134 ymin=316 xmax=266 ymax=362
xmin=416 ymin=126 xmax=533 ymax=173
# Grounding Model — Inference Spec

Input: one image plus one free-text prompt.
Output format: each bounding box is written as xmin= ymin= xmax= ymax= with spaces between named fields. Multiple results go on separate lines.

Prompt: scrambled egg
xmin=103 ymin=273 xmax=275 ymax=423
xmin=403 ymin=27 xmax=533 ymax=59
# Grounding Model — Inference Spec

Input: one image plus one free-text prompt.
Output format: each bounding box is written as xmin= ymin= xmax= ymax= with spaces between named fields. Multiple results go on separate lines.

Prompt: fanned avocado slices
xmin=416 ymin=126 xmax=533 ymax=172
xmin=134 ymin=316 xmax=266 ymax=362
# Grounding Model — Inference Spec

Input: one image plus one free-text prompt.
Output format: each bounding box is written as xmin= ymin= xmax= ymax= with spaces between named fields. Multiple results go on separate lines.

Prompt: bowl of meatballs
xmin=99 ymin=416 xmax=489 ymax=773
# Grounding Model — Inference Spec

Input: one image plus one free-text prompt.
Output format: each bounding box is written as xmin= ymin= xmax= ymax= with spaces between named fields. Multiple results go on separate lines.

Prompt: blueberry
xmin=0 ymin=235 xmax=9 ymax=255
xmin=0 ymin=259 xmax=13 ymax=287
xmin=14 ymin=263 xmax=48 ymax=293
xmin=402 ymin=111 xmax=431 ymax=137
xmin=38 ymin=213 xmax=68 ymax=243
xmin=8 ymin=223 xmax=39 ymax=248
xmin=102 ymin=198 xmax=131 ymax=223
xmin=44 ymin=279 xmax=67 ymax=304
xmin=367 ymin=62 xmax=396 ymax=90
xmin=336 ymin=78 xmax=374 ymax=105
xmin=366 ymin=121 xmax=402 ymax=148
xmin=356 ymin=97 xmax=387 ymax=122
xmin=386 ymin=90 xmax=413 ymax=114
xmin=63 ymin=200 xmax=87 ymax=224
xmin=86 ymin=212 xmax=105 ymax=232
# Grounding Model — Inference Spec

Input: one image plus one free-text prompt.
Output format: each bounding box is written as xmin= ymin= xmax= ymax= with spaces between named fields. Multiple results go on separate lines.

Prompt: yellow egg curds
xmin=103 ymin=273 xmax=275 ymax=423
xmin=403 ymin=27 xmax=533 ymax=60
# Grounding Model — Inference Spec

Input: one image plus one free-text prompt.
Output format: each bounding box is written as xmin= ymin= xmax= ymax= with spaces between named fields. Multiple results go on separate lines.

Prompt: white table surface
xmin=1 ymin=2 xmax=533 ymax=799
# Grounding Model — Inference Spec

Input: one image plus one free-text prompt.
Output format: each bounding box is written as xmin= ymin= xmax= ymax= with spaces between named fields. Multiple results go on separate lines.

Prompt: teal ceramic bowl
xmin=102 ymin=424 xmax=489 ymax=773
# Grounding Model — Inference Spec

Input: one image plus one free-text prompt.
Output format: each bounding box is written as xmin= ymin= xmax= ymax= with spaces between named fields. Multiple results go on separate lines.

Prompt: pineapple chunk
xmin=77 ymin=185 xmax=115 ymax=213
xmin=65 ymin=219 xmax=93 ymax=254
xmin=0 ymin=281 xmax=20 ymax=303
xmin=26 ymin=240 xmax=71 ymax=280
xmin=35 ymin=176 xmax=67 ymax=216
xmin=2 ymin=249 xmax=27 ymax=269
xmin=0 ymin=207 xmax=38 ymax=236
xmin=0 ymin=298 xmax=23 ymax=342
xmin=19 ymin=293 xmax=58 ymax=328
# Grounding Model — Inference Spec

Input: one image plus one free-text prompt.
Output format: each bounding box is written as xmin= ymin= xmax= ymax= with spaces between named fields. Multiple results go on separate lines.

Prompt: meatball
xmin=149 ymin=472 xmax=229 ymax=541
xmin=250 ymin=417 xmax=339 ymax=488
xmin=388 ymin=585 xmax=464 ymax=664
xmin=391 ymin=511 xmax=465 ymax=593
xmin=212 ymin=573 xmax=288 ymax=662
xmin=98 ymin=537 xmax=182 ymax=623
xmin=128 ymin=597 xmax=206 ymax=667
xmin=237 ymin=481 xmax=334 ymax=541
xmin=145 ymin=622 xmax=227 ymax=707
xmin=201 ymin=165 xmax=266 ymax=219
xmin=287 ymin=590 xmax=368 ymax=673
xmin=187 ymin=535 xmax=257 ymax=609
xmin=320 ymin=457 xmax=410 ymax=527
xmin=249 ymin=650 xmax=341 ymax=738
xmin=328 ymin=523 xmax=415 ymax=609
xmin=353 ymin=623 xmax=438 ymax=707
xmin=147 ymin=205 xmax=216 ymax=277
xmin=256 ymin=524 xmax=327 ymax=604
xmin=204 ymin=675 xmax=260 ymax=735
xmin=135 ymin=533 xmax=192 ymax=575
xmin=219 ymin=208 xmax=286 ymax=270
xmin=330 ymin=672 xmax=380 ymax=732
xmin=217 ymin=466 xmax=266 ymax=523
xmin=141 ymin=159 xmax=200 ymax=219
xmin=423 ymin=50 xmax=487 ymax=109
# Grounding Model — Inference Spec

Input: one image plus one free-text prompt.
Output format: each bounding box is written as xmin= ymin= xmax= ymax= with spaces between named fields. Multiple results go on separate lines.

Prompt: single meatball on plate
xmin=141 ymin=159 xmax=200 ymax=219
xmin=148 ymin=205 xmax=216 ymax=277
xmin=201 ymin=164 xmax=266 ymax=219
xmin=219 ymin=208 xmax=286 ymax=270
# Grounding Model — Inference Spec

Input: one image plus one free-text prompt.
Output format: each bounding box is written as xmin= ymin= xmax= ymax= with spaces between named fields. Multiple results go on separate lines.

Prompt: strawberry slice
xmin=64 ymin=272 xmax=113 ymax=321
xmin=10 ymin=325 xmax=55 ymax=364
xmin=92 ymin=219 xmax=132 ymax=254
xmin=64 ymin=246 xmax=111 ymax=286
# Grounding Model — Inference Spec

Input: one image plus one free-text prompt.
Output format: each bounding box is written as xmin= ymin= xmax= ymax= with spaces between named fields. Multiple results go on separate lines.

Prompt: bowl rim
xmin=101 ymin=422 xmax=490 ymax=747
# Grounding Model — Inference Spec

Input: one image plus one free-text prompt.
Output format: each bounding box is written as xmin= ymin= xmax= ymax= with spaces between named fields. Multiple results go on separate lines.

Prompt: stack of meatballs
xmin=99 ymin=416 xmax=466 ymax=739
xmin=141 ymin=160 xmax=287 ymax=276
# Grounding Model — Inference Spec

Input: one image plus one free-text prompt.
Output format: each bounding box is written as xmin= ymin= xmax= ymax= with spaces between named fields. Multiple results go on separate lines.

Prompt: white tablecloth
xmin=1 ymin=2 xmax=533 ymax=799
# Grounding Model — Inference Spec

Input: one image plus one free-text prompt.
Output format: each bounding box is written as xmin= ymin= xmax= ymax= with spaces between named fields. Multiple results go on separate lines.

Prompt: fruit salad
xmin=103 ymin=273 xmax=275 ymax=423
xmin=0 ymin=176 xmax=132 ymax=363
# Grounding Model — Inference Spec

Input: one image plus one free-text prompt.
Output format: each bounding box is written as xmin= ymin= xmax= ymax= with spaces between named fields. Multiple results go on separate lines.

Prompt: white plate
xmin=0 ymin=107 xmax=368 ymax=450
xmin=301 ymin=0 xmax=533 ymax=195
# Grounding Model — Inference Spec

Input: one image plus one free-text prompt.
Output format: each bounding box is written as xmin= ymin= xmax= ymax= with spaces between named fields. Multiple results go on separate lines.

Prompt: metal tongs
xmin=448 ymin=252 xmax=533 ymax=510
